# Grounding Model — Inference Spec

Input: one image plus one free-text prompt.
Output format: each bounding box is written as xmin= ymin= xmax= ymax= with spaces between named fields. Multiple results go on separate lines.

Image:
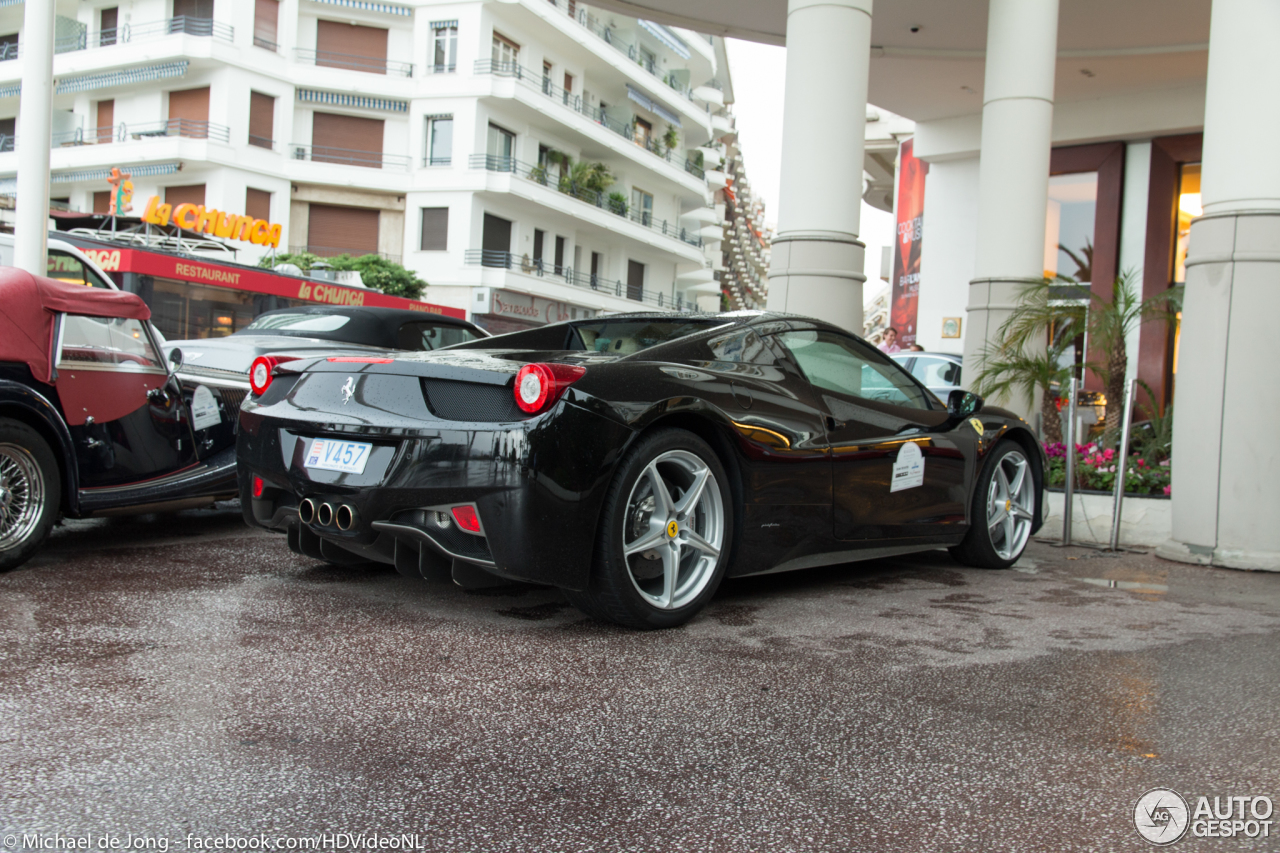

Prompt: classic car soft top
xmin=0 ymin=266 xmax=150 ymax=384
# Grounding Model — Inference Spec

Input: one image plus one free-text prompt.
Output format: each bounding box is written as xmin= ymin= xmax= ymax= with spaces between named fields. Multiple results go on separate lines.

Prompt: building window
xmin=165 ymin=184 xmax=206 ymax=208
xmin=316 ymin=20 xmax=389 ymax=75
xmin=1044 ymin=172 xmax=1098 ymax=283
xmin=99 ymin=7 xmax=118 ymax=47
xmin=248 ymin=91 xmax=274 ymax=149
xmin=246 ymin=188 xmax=271 ymax=222
xmin=634 ymin=117 xmax=652 ymax=149
xmin=1173 ymin=162 xmax=1201 ymax=285
xmin=492 ymin=33 xmax=520 ymax=70
xmin=431 ymin=21 xmax=457 ymax=73
xmin=94 ymin=99 xmax=114 ymax=144
xmin=486 ymin=122 xmax=515 ymax=166
xmin=631 ymin=188 xmax=653 ymax=226
xmin=420 ymin=208 xmax=448 ymax=251
xmin=425 ymin=115 xmax=452 ymax=166
xmin=311 ymin=112 xmax=386 ymax=168
xmin=0 ymin=32 xmax=17 ymax=63
xmin=253 ymin=0 xmax=278 ymax=50
xmin=307 ymin=203 xmax=380 ymax=258
xmin=626 ymin=260 xmax=645 ymax=301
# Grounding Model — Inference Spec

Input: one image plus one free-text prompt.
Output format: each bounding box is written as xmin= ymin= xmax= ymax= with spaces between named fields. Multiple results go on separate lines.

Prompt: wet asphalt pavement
xmin=2 ymin=504 xmax=1279 ymax=852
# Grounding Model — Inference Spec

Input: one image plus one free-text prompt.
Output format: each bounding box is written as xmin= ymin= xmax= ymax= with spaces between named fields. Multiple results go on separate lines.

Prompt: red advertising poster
xmin=890 ymin=138 xmax=928 ymax=349
xmin=77 ymin=246 xmax=465 ymax=318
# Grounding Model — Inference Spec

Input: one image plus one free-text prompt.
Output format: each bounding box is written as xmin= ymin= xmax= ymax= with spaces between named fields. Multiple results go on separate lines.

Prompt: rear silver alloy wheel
xmin=621 ymin=449 xmax=724 ymax=610
xmin=0 ymin=442 xmax=45 ymax=552
xmin=986 ymin=449 xmax=1034 ymax=561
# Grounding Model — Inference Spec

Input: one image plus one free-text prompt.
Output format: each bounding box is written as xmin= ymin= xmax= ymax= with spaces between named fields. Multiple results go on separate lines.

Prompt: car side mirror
xmin=947 ymin=389 xmax=982 ymax=419
xmin=168 ymin=347 xmax=184 ymax=370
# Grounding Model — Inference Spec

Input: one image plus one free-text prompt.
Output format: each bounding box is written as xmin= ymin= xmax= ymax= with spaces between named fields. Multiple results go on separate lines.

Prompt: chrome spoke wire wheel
xmin=621 ymin=449 xmax=725 ymax=611
xmin=0 ymin=442 xmax=45 ymax=552
xmin=985 ymin=449 xmax=1034 ymax=561
xmin=0 ymin=419 xmax=60 ymax=572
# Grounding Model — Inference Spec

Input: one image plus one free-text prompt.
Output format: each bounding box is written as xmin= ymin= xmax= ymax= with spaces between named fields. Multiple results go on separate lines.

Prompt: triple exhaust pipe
xmin=298 ymin=497 xmax=358 ymax=531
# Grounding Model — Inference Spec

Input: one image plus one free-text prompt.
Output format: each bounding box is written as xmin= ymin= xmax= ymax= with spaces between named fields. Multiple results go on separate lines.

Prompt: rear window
xmin=397 ymin=322 xmax=484 ymax=351
xmin=47 ymin=250 xmax=113 ymax=288
xmin=241 ymin=313 xmax=352 ymax=334
xmin=573 ymin=320 xmax=727 ymax=355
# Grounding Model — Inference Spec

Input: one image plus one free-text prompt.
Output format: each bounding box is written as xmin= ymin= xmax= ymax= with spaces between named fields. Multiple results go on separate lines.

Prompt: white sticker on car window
xmin=191 ymin=385 xmax=221 ymax=431
xmin=890 ymin=441 xmax=925 ymax=492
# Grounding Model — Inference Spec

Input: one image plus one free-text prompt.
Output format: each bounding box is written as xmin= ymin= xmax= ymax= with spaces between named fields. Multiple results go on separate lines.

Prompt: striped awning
xmin=307 ymin=0 xmax=411 ymax=16
xmin=297 ymin=88 xmax=408 ymax=113
xmin=52 ymin=162 xmax=183 ymax=183
xmin=638 ymin=20 xmax=691 ymax=60
xmin=431 ymin=20 xmax=458 ymax=29
xmin=0 ymin=0 xmax=22 ymax=7
xmin=627 ymin=85 xmax=681 ymax=127
xmin=57 ymin=61 xmax=189 ymax=94
xmin=0 ymin=82 xmax=18 ymax=99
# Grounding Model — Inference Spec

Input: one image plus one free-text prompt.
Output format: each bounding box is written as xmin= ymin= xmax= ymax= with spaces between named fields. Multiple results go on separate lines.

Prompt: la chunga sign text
xmin=141 ymin=195 xmax=283 ymax=248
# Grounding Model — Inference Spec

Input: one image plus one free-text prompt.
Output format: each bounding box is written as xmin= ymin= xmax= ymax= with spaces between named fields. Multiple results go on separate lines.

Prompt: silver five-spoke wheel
xmin=986 ymin=449 xmax=1034 ymax=561
xmin=0 ymin=442 xmax=45 ymax=552
xmin=621 ymin=449 xmax=725 ymax=611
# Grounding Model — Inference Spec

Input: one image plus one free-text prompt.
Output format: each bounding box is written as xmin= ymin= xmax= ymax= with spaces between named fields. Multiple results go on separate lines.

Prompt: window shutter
xmin=316 ymin=20 xmax=388 ymax=73
xmin=248 ymin=92 xmax=274 ymax=147
xmin=627 ymin=260 xmax=645 ymax=301
xmin=307 ymin=204 xmax=380 ymax=257
xmin=420 ymin=208 xmax=448 ymax=251
xmin=93 ymin=191 xmax=112 ymax=214
xmin=254 ymin=0 xmax=278 ymax=47
xmin=95 ymin=99 xmax=113 ymax=143
xmin=311 ymin=112 xmax=384 ymax=166
xmin=167 ymin=86 xmax=210 ymax=138
xmin=246 ymin=188 xmax=272 ymax=222
xmin=165 ymin=184 xmax=206 ymax=208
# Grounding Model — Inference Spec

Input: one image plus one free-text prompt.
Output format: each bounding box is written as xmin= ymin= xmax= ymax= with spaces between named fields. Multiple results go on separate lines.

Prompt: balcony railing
xmin=248 ymin=134 xmax=274 ymax=150
xmin=463 ymin=249 xmax=692 ymax=311
xmin=0 ymin=42 xmax=17 ymax=62
xmin=290 ymin=143 xmax=411 ymax=171
xmin=294 ymin=48 xmax=413 ymax=78
xmin=52 ymin=17 xmax=235 ymax=53
xmin=289 ymin=245 xmax=402 ymax=264
xmin=0 ymin=134 xmax=12 ymax=153
xmin=474 ymin=61 xmax=704 ymax=179
xmin=470 ymin=154 xmax=702 ymax=248
xmin=427 ymin=63 xmax=457 ymax=74
xmin=21 ymin=120 xmax=232 ymax=148
xmin=538 ymin=0 xmax=696 ymax=102
xmin=423 ymin=155 xmax=451 ymax=167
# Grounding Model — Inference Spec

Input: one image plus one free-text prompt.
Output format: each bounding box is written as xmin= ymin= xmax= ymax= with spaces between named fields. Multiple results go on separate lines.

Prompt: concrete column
xmin=1158 ymin=0 xmax=1280 ymax=571
xmin=766 ymin=0 xmax=871 ymax=331
xmin=13 ymin=0 xmax=56 ymax=275
xmin=962 ymin=0 xmax=1060 ymax=398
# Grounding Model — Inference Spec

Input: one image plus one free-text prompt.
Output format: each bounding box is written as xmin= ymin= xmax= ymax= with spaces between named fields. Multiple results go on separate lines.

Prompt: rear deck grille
xmin=422 ymin=378 xmax=524 ymax=422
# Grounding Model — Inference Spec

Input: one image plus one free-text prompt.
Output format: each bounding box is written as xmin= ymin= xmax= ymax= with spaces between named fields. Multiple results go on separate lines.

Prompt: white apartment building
xmin=0 ymin=0 xmax=738 ymax=332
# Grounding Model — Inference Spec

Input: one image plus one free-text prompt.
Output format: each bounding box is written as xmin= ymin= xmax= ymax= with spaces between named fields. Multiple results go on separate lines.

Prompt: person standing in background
xmin=879 ymin=327 xmax=900 ymax=353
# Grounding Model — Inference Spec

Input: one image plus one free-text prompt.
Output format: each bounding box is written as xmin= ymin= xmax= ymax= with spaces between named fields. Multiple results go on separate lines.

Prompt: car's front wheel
xmin=0 ymin=418 xmax=61 ymax=572
xmin=949 ymin=441 xmax=1037 ymax=569
xmin=566 ymin=428 xmax=733 ymax=629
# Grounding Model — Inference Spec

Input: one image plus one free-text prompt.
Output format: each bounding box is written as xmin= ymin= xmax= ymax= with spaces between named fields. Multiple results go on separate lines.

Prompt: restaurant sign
xmin=140 ymin=196 xmax=283 ymax=248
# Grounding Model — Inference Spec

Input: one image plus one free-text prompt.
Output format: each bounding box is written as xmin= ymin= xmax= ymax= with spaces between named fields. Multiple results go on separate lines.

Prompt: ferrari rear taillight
xmin=251 ymin=475 xmax=265 ymax=498
xmin=514 ymin=363 xmax=586 ymax=414
xmin=248 ymin=355 xmax=299 ymax=396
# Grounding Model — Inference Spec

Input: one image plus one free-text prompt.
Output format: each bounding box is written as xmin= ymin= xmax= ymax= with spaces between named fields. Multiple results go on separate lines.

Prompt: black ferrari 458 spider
xmin=237 ymin=311 xmax=1045 ymax=628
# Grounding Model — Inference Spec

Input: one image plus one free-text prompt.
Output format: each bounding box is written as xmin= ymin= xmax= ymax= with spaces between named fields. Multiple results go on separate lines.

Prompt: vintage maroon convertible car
xmin=0 ymin=267 xmax=239 ymax=569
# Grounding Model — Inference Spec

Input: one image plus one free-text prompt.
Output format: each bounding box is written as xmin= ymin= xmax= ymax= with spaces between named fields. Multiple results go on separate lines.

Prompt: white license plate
xmin=304 ymin=438 xmax=372 ymax=474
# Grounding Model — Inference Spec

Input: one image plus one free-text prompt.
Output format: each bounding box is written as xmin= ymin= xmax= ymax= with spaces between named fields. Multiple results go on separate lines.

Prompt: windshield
xmin=397 ymin=322 xmax=484 ymax=351
xmin=572 ymin=320 xmax=726 ymax=355
xmin=241 ymin=313 xmax=352 ymax=334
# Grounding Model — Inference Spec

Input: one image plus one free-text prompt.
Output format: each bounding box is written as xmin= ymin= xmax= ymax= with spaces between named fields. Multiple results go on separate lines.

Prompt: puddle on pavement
xmin=1077 ymin=577 xmax=1168 ymax=595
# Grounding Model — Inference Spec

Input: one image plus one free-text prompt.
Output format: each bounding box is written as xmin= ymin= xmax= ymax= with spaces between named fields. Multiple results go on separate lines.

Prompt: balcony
xmin=52 ymin=17 xmax=235 ymax=53
xmin=8 ymin=119 xmax=232 ymax=149
xmin=536 ymin=0 xmax=697 ymax=103
xmin=294 ymin=48 xmax=413 ymax=78
xmin=469 ymin=154 xmax=702 ymax=248
xmin=463 ymin=249 xmax=693 ymax=312
xmin=474 ymin=61 xmax=704 ymax=179
xmin=290 ymin=143 xmax=410 ymax=171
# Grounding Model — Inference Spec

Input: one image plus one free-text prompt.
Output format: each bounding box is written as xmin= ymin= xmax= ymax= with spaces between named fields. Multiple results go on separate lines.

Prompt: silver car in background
xmin=892 ymin=351 xmax=964 ymax=398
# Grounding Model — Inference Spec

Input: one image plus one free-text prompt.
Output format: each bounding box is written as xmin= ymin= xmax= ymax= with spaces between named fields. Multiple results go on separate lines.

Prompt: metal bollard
xmin=1062 ymin=377 xmax=1077 ymax=546
xmin=1109 ymin=378 xmax=1139 ymax=551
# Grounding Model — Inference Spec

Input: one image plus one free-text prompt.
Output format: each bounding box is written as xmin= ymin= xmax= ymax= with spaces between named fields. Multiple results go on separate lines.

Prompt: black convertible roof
xmin=236 ymin=305 xmax=478 ymax=348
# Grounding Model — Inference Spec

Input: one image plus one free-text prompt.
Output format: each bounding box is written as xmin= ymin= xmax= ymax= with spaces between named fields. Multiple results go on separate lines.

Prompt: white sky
xmin=724 ymin=38 xmax=898 ymax=291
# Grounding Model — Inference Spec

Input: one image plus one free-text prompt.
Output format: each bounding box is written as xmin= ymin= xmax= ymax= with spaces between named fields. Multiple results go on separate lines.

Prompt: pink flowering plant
xmin=1044 ymin=441 xmax=1172 ymax=496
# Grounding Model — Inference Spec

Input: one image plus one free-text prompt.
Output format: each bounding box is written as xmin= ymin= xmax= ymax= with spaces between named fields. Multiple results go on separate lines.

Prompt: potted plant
xmin=663 ymin=125 xmax=679 ymax=154
xmin=607 ymin=191 xmax=628 ymax=216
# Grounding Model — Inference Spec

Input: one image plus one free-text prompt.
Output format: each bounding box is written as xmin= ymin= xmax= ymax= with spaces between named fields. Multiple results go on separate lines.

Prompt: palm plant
xmin=972 ymin=338 xmax=1074 ymax=444
xmin=993 ymin=270 xmax=1181 ymax=431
